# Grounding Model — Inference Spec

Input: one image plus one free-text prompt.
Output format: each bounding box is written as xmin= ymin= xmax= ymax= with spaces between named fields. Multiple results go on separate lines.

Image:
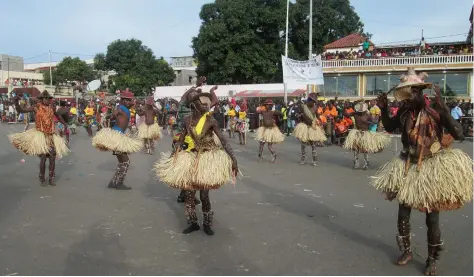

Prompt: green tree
xmin=192 ymin=0 xmax=286 ymax=84
xmin=95 ymin=39 xmax=175 ymax=96
xmin=51 ymin=57 xmax=96 ymax=85
xmin=289 ymin=0 xmax=366 ymax=59
xmin=42 ymin=69 xmax=57 ymax=86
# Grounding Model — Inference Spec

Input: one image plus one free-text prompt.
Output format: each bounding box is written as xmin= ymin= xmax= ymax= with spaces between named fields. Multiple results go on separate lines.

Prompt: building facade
xmin=0 ymin=55 xmax=24 ymax=72
xmin=317 ymin=54 xmax=473 ymax=99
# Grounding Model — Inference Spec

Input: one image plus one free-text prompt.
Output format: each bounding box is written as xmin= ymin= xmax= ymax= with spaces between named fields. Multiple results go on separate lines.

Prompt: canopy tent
xmin=234 ymin=89 xmax=306 ymax=98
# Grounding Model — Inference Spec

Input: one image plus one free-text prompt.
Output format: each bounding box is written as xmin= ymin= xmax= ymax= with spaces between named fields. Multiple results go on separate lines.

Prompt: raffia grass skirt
xmin=372 ymin=148 xmax=474 ymax=212
xmin=8 ymin=129 xmax=69 ymax=159
xmin=154 ymin=149 xmax=233 ymax=190
xmin=137 ymin=123 xmax=162 ymax=140
xmin=343 ymin=130 xmax=391 ymax=153
xmin=92 ymin=128 xmax=143 ymax=153
xmin=254 ymin=127 xmax=285 ymax=144
xmin=293 ymin=123 xmax=327 ymax=143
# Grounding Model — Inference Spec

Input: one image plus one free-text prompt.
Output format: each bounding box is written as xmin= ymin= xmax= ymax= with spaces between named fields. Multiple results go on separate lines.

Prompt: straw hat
xmin=37 ymin=90 xmax=53 ymax=99
xmin=394 ymin=68 xmax=432 ymax=101
xmin=354 ymin=102 xmax=368 ymax=113
xmin=307 ymin=93 xmax=318 ymax=102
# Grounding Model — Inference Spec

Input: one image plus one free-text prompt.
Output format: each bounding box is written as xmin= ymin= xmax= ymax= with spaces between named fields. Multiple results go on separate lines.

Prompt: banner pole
xmin=284 ymin=0 xmax=289 ymax=104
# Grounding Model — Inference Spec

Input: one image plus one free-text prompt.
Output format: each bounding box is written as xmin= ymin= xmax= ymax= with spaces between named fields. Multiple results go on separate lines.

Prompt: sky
xmin=3 ymin=0 xmax=472 ymax=64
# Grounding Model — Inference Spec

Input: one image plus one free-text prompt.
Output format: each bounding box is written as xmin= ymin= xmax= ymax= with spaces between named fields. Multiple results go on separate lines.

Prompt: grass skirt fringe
xmin=154 ymin=149 xmax=233 ymax=190
xmin=255 ymin=127 xmax=285 ymax=144
xmin=8 ymin=129 xmax=69 ymax=159
xmin=343 ymin=130 xmax=391 ymax=153
xmin=137 ymin=123 xmax=162 ymax=140
xmin=92 ymin=128 xmax=143 ymax=153
xmin=293 ymin=123 xmax=327 ymax=143
xmin=372 ymin=148 xmax=473 ymax=212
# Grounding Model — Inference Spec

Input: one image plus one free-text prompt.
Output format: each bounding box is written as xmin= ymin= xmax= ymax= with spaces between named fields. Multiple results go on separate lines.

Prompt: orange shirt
xmin=323 ymin=107 xmax=338 ymax=118
xmin=335 ymin=121 xmax=348 ymax=133
xmin=317 ymin=106 xmax=323 ymax=115
xmin=35 ymin=104 xmax=55 ymax=134
xmin=319 ymin=115 xmax=327 ymax=124
xmin=345 ymin=107 xmax=355 ymax=114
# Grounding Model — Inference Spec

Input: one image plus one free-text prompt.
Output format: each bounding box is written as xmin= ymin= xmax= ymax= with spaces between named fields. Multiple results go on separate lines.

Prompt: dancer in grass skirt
xmin=8 ymin=91 xmax=69 ymax=186
xmin=255 ymin=99 xmax=285 ymax=163
xmin=92 ymin=89 xmax=143 ymax=190
xmin=293 ymin=93 xmax=327 ymax=166
xmin=137 ymin=97 xmax=162 ymax=154
xmin=372 ymin=68 xmax=473 ymax=276
xmin=343 ymin=101 xmax=391 ymax=169
xmin=155 ymin=90 xmax=238 ymax=236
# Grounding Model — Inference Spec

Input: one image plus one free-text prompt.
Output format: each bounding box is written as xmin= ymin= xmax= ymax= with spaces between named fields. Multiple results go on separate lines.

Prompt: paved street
xmin=0 ymin=123 xmax=472 ymax=276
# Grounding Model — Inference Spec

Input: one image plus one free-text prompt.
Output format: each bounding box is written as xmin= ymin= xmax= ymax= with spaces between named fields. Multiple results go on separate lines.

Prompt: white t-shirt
xmin=9 ymin=106 xmax=14 ymax=113
xmin=0 ymin=103 xmax=4 ymax=111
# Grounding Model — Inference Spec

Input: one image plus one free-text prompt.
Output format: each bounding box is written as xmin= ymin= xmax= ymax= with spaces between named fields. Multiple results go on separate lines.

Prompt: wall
xmin=0 ymin=70 xmax=43 ymax=83
xmin=0 ymin=55 xmax=24 ymax=72
xmin=172 ymin=69 xmax=197 ymax=86
xmin=154 ymin=83 xmax=306 ymax=100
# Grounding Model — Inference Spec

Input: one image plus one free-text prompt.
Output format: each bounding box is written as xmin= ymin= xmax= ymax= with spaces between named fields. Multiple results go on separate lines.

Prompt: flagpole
xmin=283 ymin=0 xmax=290 ymax=104
xmin=307 ymin=0 xmax=313 ymax=94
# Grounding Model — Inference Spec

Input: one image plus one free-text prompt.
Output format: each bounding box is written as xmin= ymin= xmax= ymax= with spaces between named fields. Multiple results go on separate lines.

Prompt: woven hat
xmin=37 ymin=90 xmax=53 ymax=99
xmin=263 ymin=99 xmax=274 ymax=105
xmin=354 ymin=102 xmax=368 ymax=113
xmin=120 ymin=88 xmax=135 ymax=99
xmin=307 ymin=93 xmax=318 ymax=102
xmin=189 ymin=92 xmax=212 ymax=105
xmin=394 ymin=68 xmax=432 ymax=101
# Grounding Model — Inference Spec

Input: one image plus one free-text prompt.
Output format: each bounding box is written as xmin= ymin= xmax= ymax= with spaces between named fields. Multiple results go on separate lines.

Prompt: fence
xmin=322 ymin=54 xmax=474 ymax=68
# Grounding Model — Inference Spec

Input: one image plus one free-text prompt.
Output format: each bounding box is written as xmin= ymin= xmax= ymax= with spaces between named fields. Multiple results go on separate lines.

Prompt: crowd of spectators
xmin=322 ymin=42 xmax=473 ymax=61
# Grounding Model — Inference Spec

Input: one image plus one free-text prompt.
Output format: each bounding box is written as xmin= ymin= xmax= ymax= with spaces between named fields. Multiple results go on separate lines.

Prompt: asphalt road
xmin=0 ymin=123 xmax=472 ymax=276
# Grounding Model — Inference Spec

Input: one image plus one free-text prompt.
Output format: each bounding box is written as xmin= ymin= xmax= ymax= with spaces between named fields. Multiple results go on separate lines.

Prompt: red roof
xmin=12 ymin=87 xmax=42 ymax=98
xmin=324 ymin=33 xmax=372 ymax=50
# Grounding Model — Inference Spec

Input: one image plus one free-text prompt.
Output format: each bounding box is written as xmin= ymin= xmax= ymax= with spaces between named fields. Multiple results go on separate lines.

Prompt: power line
xmin=51 ymin=52 xmax=96 ymax=57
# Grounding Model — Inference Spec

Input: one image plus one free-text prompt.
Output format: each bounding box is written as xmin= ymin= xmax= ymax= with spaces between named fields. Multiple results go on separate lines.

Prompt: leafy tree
xmin=95 ymin=39 xmax=175 ymax=96
xmin=53 ymin=57 xmax=96 ymax=85
xmin=192 ymin=0 xmax=367 ymax=84
xmin=192 ymin=0 xmax=286 ymax=84
xmin=42 ymin=69 xmax=57 ymax=86
xmin=289 ymin=0 xmax=366 ymax=59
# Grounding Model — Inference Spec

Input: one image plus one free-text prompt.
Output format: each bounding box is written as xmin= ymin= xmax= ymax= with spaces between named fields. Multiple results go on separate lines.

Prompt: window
xmin=445 ymin=72 xmax=469 ymax=95
xmin=323 ymin=75 xmax=358 ymax=96
xmin=425 ymin=72 xmax=470 ymax=96
xmin=366 ymin=74 xmax=398 ymax=95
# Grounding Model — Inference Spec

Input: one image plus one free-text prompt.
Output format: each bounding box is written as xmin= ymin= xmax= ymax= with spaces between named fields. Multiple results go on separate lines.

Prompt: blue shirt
xmin=451 ymin=106 xmax=463 ymax=120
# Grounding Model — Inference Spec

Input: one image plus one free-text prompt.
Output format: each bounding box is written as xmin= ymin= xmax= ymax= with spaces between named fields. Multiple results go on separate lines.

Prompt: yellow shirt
xmin=70 ymin=107 xmax=77 ymax=115
xmin=281 ymin=107 xmax=287 ymax=120
xmin=85 ymin=107 xmax=94 ymax=116
xmin=370 ymin=105 xmax=381 ymax=116
xmin=228 ymin=109 xmax=236 ymax=117
xmin=238 ymin=111 xmax=247 ymax=120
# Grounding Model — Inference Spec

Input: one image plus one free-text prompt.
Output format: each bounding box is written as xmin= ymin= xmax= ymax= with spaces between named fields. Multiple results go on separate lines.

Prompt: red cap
xmin=120 ymin=88 xmax=135 ymax=99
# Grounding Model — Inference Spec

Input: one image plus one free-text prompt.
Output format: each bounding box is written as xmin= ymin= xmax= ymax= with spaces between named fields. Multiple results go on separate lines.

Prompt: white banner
xmin=282 ymin=55 xmax=324 ymax=85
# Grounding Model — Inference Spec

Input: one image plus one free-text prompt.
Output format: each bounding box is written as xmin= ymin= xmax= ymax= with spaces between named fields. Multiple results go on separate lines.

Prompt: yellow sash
xmin=185 ymin=112 xmax=209 ymax=152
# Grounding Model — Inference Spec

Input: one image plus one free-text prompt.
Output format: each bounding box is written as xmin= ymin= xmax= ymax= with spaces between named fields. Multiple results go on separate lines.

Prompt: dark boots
xmin=396 ymin=216 xmax=413 ymax=265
